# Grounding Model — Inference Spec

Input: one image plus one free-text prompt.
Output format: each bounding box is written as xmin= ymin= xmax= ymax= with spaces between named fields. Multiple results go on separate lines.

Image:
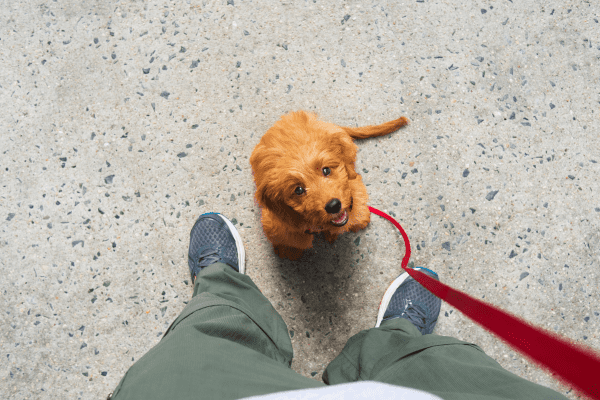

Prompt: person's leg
xmin=323 ymin=268 xmax=569 ymax=400
xmin=109 ymin=213 xmax=324 ymax=400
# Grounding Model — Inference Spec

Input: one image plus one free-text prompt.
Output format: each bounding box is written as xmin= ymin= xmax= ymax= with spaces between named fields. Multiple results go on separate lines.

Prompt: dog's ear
xmin=332 ymin=132 xmax=358 ymax=180
xmin=263 ymin=195 xmax=300 ymax=221
xmin=260 ymin=188 xmax=305 ymax=225
xmin=251 ymin=143 xmax=305 ymax=224
xmin=254 ymin=182 xmax=270 ymax=209
xmin=345 ymin=162 xmax=358 ymax=180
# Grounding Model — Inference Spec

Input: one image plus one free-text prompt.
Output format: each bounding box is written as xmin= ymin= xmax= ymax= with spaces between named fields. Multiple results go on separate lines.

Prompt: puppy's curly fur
xmin=250 ymin=111 xmax=409 ymax=260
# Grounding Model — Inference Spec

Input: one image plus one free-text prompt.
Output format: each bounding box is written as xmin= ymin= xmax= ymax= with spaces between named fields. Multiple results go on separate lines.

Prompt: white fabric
xmin=241 ymin=381 xmax=443 ymax=400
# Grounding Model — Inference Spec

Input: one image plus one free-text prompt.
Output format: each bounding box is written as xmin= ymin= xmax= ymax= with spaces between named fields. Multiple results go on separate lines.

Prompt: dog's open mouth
xmin=331 ymin=210 xmax=349 ymax=227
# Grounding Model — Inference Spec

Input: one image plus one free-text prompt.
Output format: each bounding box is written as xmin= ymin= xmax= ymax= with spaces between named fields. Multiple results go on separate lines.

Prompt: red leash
xmin=369 ymin=206 xmax=600 ymax=399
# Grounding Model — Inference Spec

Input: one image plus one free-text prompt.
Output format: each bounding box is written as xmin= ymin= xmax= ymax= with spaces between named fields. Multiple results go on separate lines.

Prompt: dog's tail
xmin=342 ymin=116 xmax=409 ymax=139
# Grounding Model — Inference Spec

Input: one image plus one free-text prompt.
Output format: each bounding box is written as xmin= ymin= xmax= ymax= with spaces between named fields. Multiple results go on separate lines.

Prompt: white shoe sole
xmin=215 ymin=214 xmax=246 ymax=274
xmin=375 ymin=271 xmax=411 ymax=328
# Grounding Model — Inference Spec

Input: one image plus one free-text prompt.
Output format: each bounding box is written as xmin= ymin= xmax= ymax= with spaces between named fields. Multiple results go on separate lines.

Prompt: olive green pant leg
xmin=110 ymin=263 xmax=324 ymax=400
xmin=323 ymin=317 xmax=568 ymax=400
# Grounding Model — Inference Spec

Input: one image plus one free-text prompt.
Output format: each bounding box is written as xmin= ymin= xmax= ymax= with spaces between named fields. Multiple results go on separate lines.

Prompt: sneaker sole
xmin=375 ymin=267 xmax=438 ymax=328
xmin=204 ymin=213 xmax=246 ymax=274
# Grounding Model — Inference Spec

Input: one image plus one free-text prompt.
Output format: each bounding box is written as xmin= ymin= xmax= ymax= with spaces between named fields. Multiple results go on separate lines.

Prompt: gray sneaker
xmin=188 ymin=213 xmax=246 ymax=283
xmin=375 ymin=267 xmax=441 ymax=334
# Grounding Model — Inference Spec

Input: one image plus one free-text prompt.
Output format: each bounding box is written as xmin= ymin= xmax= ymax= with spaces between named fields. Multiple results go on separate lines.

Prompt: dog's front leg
xmin=272 ymin=230 xmax=313 ymax=260
xmin=274 ymin=244 xmax=305 ymax=261
xmin=261 ymin=209 xmax=314 ymax=260
xmin=323 ymin=231 xmax=339 ymax=244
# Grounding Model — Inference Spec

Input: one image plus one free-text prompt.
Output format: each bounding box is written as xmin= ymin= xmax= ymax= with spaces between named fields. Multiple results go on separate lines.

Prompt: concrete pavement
xmin=1 ymin=0 xmax=599 ymax=398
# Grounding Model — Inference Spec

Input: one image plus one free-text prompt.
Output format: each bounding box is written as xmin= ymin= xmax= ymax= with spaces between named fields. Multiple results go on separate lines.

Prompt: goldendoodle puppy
xmin=250 ymin=111 xmax=408 ymax=260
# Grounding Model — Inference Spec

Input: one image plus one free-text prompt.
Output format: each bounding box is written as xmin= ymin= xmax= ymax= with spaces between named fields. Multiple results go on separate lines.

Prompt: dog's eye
xmin=294 ymin=186 xmax=305 ymax=195
xmin=322 ymin=167 xmax=331 ymax=176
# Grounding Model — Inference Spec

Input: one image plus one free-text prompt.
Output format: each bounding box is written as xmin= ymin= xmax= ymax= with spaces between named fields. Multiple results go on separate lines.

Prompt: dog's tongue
xmin=333 ymin=210 xmax=347 ymax=223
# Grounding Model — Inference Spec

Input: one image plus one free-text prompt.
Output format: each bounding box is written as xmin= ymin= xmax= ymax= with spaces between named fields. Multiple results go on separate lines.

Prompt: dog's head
xmin=250 ymin=111 xmax=358 ymax=230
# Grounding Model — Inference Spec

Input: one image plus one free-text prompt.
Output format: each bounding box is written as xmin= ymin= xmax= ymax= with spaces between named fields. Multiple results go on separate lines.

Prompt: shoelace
xmin=396 ymin=301 xmax=429 ymax=332
xmin=191 ymin=247 xmax=222 ymax=276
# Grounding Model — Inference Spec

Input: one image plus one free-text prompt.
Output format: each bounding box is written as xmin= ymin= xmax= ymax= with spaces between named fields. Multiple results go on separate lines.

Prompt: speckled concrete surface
xmin=1 ymin=0 xmax=599 ymax=398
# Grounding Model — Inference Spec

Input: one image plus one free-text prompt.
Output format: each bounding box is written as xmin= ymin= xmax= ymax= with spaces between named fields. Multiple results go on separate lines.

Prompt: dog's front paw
xmin=323 ymin=231 xmax=339 ymax=244
xmin=274 ymin=245 xmax=304 ymax=261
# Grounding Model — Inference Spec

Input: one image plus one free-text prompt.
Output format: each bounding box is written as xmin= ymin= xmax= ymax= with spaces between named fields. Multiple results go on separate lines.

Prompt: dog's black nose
xmin=325 ymin=199 xmax=342 ymax=214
